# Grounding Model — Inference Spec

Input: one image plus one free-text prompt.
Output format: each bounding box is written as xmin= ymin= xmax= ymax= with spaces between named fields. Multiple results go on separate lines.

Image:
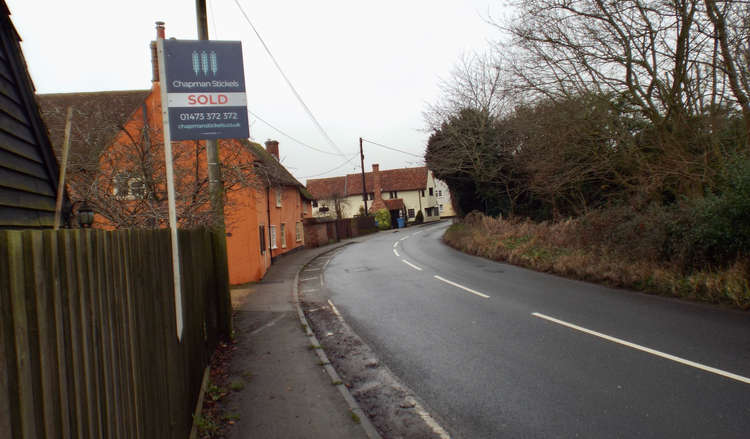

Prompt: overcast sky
xmin=7 ymin=0 xmax=505 ymax=184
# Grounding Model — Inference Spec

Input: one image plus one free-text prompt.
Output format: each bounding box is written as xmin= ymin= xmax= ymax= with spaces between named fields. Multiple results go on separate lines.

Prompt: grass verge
xmin=444 ymin=213 xmax=750 ymax=309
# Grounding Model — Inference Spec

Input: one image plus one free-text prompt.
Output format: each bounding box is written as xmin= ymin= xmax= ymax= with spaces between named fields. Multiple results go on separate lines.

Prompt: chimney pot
xmin=151 ymin=22 xmax=165 ymax=83
xmin=156 ymin=21 xmax=165 ymax=39
xmin=265 ymin=140 xmax=280 ymax=160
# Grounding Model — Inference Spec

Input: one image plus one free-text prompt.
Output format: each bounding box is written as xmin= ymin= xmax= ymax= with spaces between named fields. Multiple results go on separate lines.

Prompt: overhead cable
xmin=361 ymin=138 xmax=423 ymax=158
xmin=233 ymin=0 xmax=347 ymax=157
xmin=301 ymin=154 xmax=359 ymax=179
xmin=248 ymin=109 xmax=341 ymax=156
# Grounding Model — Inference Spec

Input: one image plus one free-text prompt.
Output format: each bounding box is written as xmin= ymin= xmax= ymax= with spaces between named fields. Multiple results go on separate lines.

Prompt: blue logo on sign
xmin=191 ymin=51 xmax=218 ymax=76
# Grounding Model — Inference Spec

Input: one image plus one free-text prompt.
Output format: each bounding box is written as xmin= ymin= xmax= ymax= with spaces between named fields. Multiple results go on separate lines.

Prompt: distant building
xmin=433 ymin=178 xmax=456 ymax=218
xmin=307 ymin=164 xmax=452 ymax=225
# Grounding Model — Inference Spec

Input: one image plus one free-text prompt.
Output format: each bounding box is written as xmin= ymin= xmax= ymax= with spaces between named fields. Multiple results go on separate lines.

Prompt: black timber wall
xmin=0 ymin=3 xmax=64 ymax=229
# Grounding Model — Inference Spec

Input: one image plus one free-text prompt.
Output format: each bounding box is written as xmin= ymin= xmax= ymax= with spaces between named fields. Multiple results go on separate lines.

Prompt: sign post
xmin=156 ymin=37 xmax=248 ymax=340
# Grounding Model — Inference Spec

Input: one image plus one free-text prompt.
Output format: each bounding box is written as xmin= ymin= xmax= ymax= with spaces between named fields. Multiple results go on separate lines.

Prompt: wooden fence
xmin=0 ymin=228 xmax=231 ymax=439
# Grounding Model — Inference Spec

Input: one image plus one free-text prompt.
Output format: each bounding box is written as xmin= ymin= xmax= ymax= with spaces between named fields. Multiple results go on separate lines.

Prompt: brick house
xmin=306 ymin=164 xmax=446 ymax=225
xmin=37 ymin=23 xmax=312 ymax=284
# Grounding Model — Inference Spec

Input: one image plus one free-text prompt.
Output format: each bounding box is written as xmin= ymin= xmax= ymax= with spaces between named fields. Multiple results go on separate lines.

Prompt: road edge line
xmin=532 ymin=312 xmax=750 ymax=385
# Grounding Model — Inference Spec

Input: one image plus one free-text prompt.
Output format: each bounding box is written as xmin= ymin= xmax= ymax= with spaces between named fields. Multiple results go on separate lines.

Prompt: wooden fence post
xmin=211 ymin=230 xmax=232 ymax=339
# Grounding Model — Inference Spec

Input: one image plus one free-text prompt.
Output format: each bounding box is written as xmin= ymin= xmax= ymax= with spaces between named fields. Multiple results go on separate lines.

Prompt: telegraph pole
xmin=196 ymin=0 xmax=232 ymax=338
xmin=360 ymin=137 xmax=368 ymax=214
xmin=196 ymin=0 xmax=224 ymax=229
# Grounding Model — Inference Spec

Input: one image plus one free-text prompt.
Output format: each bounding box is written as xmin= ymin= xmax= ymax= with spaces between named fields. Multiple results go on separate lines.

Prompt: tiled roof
xmin=369 ymin=198 xmax=405 ymax=213
xmin=240 ymin=140 xmax=303 ymax=188
xmin=37 ymin=90 xmax=151 ymax=173
xmin=306 ymin=166 xmax=428 ymax=199
xmin=37 ymin=90 xmax=304 ymax=190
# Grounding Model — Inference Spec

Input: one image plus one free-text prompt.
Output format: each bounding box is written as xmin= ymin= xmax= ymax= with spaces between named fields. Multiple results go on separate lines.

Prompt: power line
xmin=232 ymin=0 xmax=347 ymax=158
xmin=247 ymin=109 xmax=341 ymax=156
xmin=361 ymin=138 xmax=423 ymax=158
xmin=301 ymin=154 xmax=359 ymax=179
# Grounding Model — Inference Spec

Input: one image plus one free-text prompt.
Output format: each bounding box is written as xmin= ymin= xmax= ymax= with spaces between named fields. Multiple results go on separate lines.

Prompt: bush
xmin=375 ymin=208 xmax=391 ymax=230
xmin=415 ymin=210 xmax=424 ymax=224
xmin=675 ymin=156 xmax=750 ymax=268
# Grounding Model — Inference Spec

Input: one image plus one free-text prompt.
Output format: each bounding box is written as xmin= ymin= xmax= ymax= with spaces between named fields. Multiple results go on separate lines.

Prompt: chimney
xmin=151 ymin=21 xmax=165 ymax=82
xmin=372 ymin=164 xmax=382 ymax=201
xmin=265 ymin=140 xmax=280 ymax=160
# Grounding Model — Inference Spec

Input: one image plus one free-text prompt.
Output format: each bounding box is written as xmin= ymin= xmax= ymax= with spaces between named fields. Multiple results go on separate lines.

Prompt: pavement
xmin=223 ymin=236 xmax=379 ymax=439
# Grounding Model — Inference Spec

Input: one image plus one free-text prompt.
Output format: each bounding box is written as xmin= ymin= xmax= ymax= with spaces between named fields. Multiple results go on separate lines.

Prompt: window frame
xmin=295 ymin=222 xmax=303 ymax=242
xmin=276 ymin=187 xmax=282 ymax=207
xmin=270 ymin=225 xmax=278 ymax=249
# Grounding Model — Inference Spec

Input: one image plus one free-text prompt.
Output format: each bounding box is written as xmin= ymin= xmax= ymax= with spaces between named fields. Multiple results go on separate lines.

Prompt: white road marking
xmin=434 ymin=275 xmax=489 ymax=299
xmin=406 ymin=396 xmax=451 ymax=439
xmin=328 ymin=299 xmax=342 ymax=317
xmin=532 ymin=312 xmax=750 ymax=385
xmin=300 ymin=277 xmax=318 ymax=282
xmin=399 ymin=237 xmax=408 ymax=241
xmin=393 ymin=248 xmax=400 ymax=257
xmin=300 ymin=289 xmax=319 ymax=294
xmin=393 ymin=242 xmax=398 ymax=248
xmin=304 ymin=268 xmax=321 ymax=272
xmin=402 ymin=259 xmax=423 ymax=271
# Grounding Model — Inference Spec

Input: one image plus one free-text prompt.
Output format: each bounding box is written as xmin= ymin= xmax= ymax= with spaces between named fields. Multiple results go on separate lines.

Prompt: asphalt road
xmin=324 ymin=221 xmax=750 ymax=439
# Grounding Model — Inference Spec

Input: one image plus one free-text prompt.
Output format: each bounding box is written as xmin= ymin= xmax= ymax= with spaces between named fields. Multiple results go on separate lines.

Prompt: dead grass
xmin=444 ymin=212 xmax=750 ymax=309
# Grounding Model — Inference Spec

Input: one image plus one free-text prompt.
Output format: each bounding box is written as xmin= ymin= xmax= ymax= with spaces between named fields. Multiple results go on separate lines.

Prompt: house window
xmin=437 ymin=190 xmax=442 ymax=197
xmin=439 ymin=204 xmax=444 ymax=212
xmin=270 ymin=225 xmax=278 ymax=249
xmin=281 ymin=223 xmax=287 ymax=248
xmin=113 ymin=172 xmax=147 ymax=200
xmin=259 ymin=225 xmax=266 ymax=253
xmin=429 ymin=187 xmax=434 ymax=196
xmin=368 ymin=193 xmax=374 ymax=200
xmin=296 ymin=222 xmax=303 ymax=242
xmin=408 ymin=209 xmax=415 ymax=218
xmin=389 ymin=191 xmax=398 ymax=199
xmin=276 ymin=188 xmax=282 ymax=207
xmin=312 ymin=200 xmax=318 ymax=207
xmin=420 ymin=190 xmax=425 ymax=197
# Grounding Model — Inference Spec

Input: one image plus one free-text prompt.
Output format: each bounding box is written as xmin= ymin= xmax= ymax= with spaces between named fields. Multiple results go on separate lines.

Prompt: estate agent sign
xmin=161 ymin=39 xmax=249 ymax=140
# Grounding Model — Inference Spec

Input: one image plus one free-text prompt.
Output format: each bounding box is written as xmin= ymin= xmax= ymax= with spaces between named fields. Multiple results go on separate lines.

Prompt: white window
xmin=270 ymin=225 xmax=278 ymax=249
xmin=296 ymin=222 xmax=303 ymax=242
xmin=113 ymin=173 xmax=147 ymax=200
xmin=439 ymin=204 xmax=444 ymax=212
xmin=408 ymin=209 xmax=415 ymax=218
xmin=281 ymin=223 xmax=287 ymax=248
xmin=437 ymin=190 xmax=442 ymax=197
xmin=276 ymin=188 xmax=282 ymax=207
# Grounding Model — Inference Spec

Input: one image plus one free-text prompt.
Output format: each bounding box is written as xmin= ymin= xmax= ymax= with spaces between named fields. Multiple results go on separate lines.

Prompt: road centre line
xmin=402 ymin=259 xmax=423 ymax=271
xmin=393 ymin=242 xmax=398 ymax=248
xmin=300 ymin=277 xmax=318 ymax=282
xmin=393 ymin=248 xmax=400 ymax=257
xmin=434 ymin=275 xmax=490 ymax=298
xmin=532 ymin=312 xmax=750 ymax=385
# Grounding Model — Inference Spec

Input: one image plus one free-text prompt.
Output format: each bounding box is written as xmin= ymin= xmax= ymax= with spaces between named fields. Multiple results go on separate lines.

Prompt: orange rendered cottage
xmin=37 ymin=23 xmax=313 ymax=284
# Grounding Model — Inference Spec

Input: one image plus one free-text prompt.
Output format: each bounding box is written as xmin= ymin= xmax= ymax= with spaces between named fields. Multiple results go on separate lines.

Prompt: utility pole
xmin=360 ymin=137 xmax=368 ymax=214
xmin=196 ymin=0 xmax=224 ymax=229
xmin=196 ymin=0 xmax=232 ymax=338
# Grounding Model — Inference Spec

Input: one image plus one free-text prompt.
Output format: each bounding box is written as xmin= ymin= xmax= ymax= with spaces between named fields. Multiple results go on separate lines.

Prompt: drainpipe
xmin=267 ymin=186 xmax=273 ymax=262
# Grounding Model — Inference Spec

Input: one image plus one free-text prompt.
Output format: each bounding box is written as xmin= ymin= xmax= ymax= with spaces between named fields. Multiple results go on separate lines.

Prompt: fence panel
xmin=0 ymin=228 xmax=228 ymax=439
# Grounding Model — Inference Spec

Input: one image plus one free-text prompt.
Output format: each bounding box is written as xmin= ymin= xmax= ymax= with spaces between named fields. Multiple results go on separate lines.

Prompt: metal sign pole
xmin=157 ymin=38 xmax=185 ymax=341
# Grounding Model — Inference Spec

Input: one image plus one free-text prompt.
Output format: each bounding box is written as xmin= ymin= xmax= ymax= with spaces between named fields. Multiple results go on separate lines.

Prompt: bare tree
xmin=85 ymin=120 xmax=267 ymax=229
